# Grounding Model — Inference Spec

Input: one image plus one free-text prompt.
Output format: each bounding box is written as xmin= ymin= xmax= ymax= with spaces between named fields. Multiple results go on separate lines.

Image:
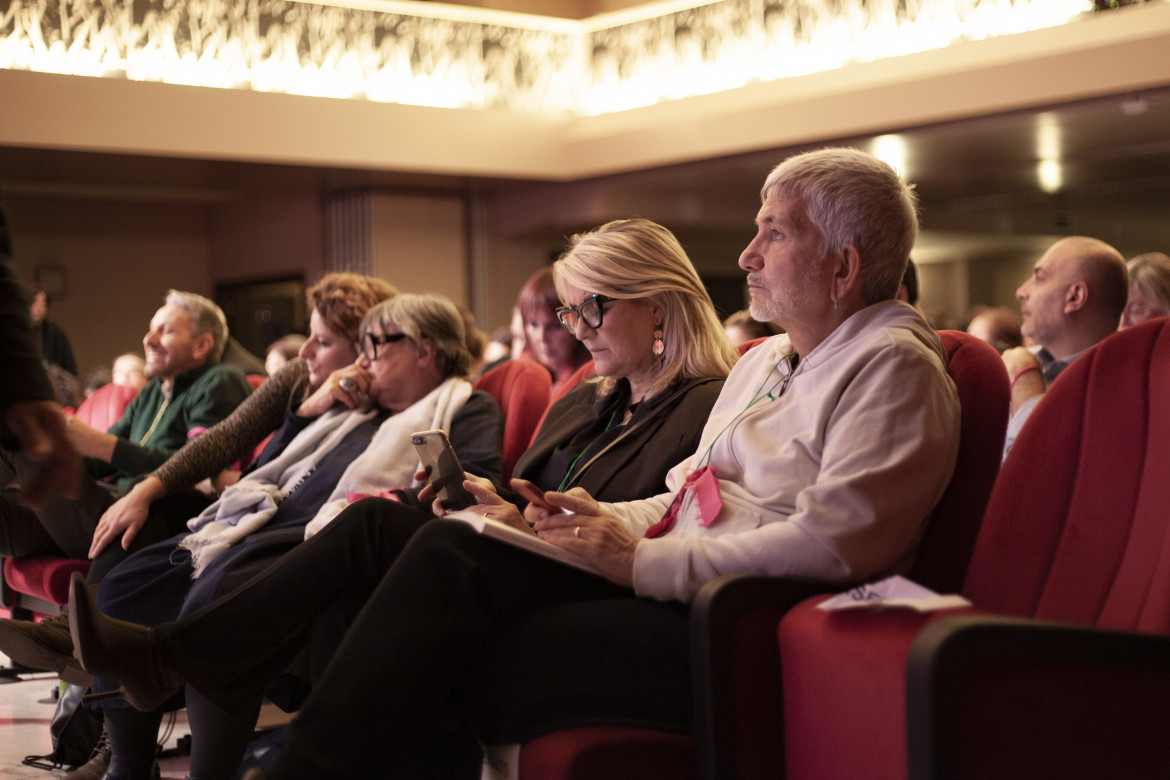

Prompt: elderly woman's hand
xmin=532 ymin=487 xmax=639 ymax=587
xmin=297 ymin=364 xmax=372 ymax=417
xmin=422 ymin=471 xmax=492 ymax=511
xmin=451 ymin=476 xmax=536 ymax=535
xmin=89 ymin=475 xmax=165 ymax=557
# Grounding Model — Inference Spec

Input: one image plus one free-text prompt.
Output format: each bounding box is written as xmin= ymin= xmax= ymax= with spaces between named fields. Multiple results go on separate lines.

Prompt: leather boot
xmin=68 ymin=573 xmax=180 ymax=712
xmin=63 ymin=722 xmax=111 ymax=780
xmin=0 ymin=609 xmax=91 ymax=686
xmin=99 ymin=756 xmax=160 ymax=780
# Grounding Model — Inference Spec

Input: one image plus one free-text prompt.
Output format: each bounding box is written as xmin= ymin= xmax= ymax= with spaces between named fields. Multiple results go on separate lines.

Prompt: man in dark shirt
xmin=2 ymin=289 xmax=252 ymax=559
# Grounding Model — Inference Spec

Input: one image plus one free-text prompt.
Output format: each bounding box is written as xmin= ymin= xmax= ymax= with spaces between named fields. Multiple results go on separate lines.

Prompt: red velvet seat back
xmin=963 ymin=318 xmax=1170 ymax=633
xmin=776 ymin=331 xmax=1010 ymax=779
xmin=72 ymin=382 xmax=139 ymax=433
xmin=3 ymin=555 xmax=90 ymax=609
xmin=473 ymin=358 xmax=553 ymax=481
xmin=911 ymin=331 xmax=1009 ymax=593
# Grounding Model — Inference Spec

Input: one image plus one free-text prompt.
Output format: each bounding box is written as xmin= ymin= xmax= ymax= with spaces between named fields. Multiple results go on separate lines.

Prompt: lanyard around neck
xmin=695 ymin=352 xmax=798 ymax=470
xmin=557 ymin=404 xmax=622 ymax=493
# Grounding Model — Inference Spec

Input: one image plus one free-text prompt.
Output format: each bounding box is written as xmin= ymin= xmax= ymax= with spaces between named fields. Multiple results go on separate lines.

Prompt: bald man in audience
xmin=1002 ymin=236 xmax=1127 ymax=457
xmin=966 ymin=306 xmax=1023 ymax=353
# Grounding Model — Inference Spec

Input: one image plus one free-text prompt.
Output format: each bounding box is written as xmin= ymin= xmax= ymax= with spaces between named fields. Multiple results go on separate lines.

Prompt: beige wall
xmin=370 ymin=192 xmax=469 ymax=303
xmin=3 ymin=189 xmax=510 ymax=380
xmin=477 ymin=233 xmax=556 ymax=335
xmin=210 ymin=196 xmax=326 ymax=284
xmin=5 ymin=197 xmax=213 ymax=380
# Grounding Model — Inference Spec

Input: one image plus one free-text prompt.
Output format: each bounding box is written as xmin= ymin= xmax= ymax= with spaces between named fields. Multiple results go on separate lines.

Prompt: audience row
xmin=0 ymin=145 xmax=1166 ymax=780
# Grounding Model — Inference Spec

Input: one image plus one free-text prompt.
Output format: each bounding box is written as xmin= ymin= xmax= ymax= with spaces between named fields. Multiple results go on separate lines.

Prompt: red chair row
xmin=521 ymin=320 xmax=1170 ymax=779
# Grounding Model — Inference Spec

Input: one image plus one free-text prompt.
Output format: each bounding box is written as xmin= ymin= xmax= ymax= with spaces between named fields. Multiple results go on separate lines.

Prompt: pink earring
xmin=652 ymin=327 xmax=665 ymax=358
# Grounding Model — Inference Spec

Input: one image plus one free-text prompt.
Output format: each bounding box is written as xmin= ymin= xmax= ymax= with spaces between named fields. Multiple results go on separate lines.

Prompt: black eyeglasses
xmin=556 ymin=294 xmax=614 ymax=334
xmin=360 ymin=332 xmax=409 ymax=361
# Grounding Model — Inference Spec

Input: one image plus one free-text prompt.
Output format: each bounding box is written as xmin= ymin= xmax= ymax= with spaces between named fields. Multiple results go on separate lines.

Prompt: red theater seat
xmin=776 ymin=319 xmax=1170 ymax=779
xmin=473 ymin=358 xmax=554 ymax=481
xmin=70 ymin=382 xmax=139 ymax=436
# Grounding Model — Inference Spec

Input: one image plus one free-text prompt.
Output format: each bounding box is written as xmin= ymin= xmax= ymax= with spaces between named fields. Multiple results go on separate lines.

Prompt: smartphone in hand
xmin=510 ymin=477 xmax=564 ymax=513
xmin=411 ymin=430 xmax=474 ymax=511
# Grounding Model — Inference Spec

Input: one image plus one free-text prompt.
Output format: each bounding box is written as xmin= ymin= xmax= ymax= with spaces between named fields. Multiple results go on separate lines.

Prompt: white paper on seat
xmin=816 ymin=574 xmax=972 ymax=612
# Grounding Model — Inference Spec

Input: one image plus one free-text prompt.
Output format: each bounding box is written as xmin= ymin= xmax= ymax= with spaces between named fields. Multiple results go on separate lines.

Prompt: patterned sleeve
xmin=153 ymin=358 xmax=310 ymax=494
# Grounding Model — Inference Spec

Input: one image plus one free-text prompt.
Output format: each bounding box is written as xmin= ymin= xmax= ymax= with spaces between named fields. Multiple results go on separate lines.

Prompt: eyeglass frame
xmin=1122 ymin=300 xmax=1159 ymax=321
xmin=556 ymin=294 xmax=614 ymax=335
xmin=360 ymin=331 xmax=410 ymax=361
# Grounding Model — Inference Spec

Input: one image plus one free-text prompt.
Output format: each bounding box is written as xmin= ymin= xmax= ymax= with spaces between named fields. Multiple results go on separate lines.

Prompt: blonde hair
xmin=1127 ymin=252 xmax=1170 ymax=316
xmin=554 ymin=218 xmax=738 ymax=400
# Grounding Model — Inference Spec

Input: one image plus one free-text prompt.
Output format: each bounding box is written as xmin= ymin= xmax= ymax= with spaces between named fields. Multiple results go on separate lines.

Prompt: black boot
xmin=63 ymin=721 xmax=111 ymax=780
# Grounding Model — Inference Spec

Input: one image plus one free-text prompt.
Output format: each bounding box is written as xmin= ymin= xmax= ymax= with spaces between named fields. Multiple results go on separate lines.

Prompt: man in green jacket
xmin=1 ymin=290 xmax=252 ymax=560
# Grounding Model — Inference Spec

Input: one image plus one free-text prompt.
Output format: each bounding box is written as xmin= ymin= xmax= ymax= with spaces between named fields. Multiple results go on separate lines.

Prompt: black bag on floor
xmin=22 ymin=682 xmax=103 ymax=770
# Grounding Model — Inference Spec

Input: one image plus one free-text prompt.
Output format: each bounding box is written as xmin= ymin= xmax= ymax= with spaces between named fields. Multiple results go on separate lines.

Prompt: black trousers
xmin=160 ymin=498 xmax=691 ymax=779
xmin=0 ymin=452 xmax=118 ymax=558
xmin=0 ymin=445 xmax=205 ymax=575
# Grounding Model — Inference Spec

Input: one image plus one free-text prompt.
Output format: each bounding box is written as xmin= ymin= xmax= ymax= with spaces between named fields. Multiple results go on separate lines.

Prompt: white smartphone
xmin=410 ymin=429 xmax=474 ymax=511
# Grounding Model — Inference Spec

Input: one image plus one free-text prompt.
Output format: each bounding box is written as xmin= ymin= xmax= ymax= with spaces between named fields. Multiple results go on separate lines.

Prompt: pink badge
xmin=346 ymin=490 xmax=402 ymax=504
xmin=644 ymin=465 xmax=724 ymax=537
xmin=691 ymin=466 xmax=723 ymax=527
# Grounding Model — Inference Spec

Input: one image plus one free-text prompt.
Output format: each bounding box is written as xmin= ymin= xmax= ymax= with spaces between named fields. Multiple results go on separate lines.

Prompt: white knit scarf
xmin=179 ymin=377 xmax=472 ymax=577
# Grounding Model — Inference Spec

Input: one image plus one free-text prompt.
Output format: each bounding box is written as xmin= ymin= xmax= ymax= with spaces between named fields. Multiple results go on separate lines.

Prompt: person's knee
xmin=405 ymin=514 xmax=477 ymax=554
xmin=337 ymin=497 xmax=435 ymax=552
xmin=0 ymin=490 xmax=56 ymax=557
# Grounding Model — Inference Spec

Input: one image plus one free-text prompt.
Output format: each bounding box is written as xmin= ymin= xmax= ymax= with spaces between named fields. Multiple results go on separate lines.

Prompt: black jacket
xmin=513 ymin=374 xmax=725 ymax=504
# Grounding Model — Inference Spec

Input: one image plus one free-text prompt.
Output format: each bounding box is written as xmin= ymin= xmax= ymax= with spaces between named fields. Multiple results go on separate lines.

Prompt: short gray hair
xmin=762 ymin=148 xmax=919 ymax=305
xmin=360 ymin=293 xmax=470 ymax=378
xmin=165 ymin=290 xmax=229 ymax=363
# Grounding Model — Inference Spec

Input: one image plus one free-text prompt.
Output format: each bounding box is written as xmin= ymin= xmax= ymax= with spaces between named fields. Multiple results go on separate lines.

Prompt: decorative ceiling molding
xmin=0 ymin=0 xmax=1103 ymax=114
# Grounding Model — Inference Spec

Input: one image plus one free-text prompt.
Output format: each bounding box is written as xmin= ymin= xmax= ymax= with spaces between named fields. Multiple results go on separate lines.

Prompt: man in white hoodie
xmin=72 ymin=148 xmax=962 ymax=780
xmin=575 ymin=147 xmax=962 ymax=601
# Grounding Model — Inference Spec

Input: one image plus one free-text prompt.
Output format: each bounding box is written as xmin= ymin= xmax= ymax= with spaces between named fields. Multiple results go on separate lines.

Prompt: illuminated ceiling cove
xmin=0 ymin=0 xmax=1098 ymax=115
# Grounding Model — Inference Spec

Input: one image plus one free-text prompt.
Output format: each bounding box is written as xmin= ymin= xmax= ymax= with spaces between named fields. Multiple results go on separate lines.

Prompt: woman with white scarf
xmin=80 ymin=293 xmax=503 ymax=780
